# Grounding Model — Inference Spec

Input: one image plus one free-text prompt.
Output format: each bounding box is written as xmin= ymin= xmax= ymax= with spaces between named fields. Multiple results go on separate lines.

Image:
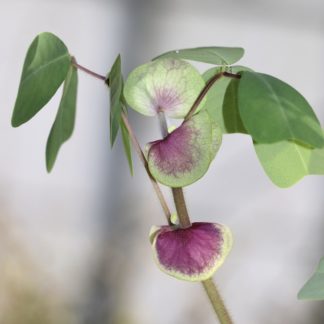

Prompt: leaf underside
xmin=148 ymin=111 xmax=221 ymax=187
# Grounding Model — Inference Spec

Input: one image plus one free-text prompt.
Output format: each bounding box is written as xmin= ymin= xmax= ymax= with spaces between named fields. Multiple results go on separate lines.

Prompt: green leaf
xmin=12 ymin=32 xmax=71 ymax=127
xmin=298 ymin=258 xmax=324 ymax=300
xmin=124 ymin=58 xmax=206 ymax=118
xmin=147 ymin=111 xmax=219 ymax=187
xmin=153 ymin=47 xmax=244 ymax=65
xmin=254 ymin=140 xmax=311 ymax=188
xmin=120 ymin=113 xmax=133 ymax=176
xmin=203 ymin=66 xmax=251 ymax=133
xmin=254 ymin=132 xmax=324 ymax=187
xmin=238 ymin=72 xmax=324 ymax=148
xmin=308 ymin=147 xmax=324 ymax=174
xmin=46 ymin=65 xmax=78 ymax=172
xmin=109 ymin=54 xmax=123 ymax=147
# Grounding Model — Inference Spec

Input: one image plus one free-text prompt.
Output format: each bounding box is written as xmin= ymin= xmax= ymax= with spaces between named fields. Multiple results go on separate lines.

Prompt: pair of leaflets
xmin=203 ymin=67 xmax=324 ymax=188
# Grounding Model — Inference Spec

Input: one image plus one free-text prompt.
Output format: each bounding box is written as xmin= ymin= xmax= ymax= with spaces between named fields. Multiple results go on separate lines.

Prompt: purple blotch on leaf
xmin=148 ymin=120 xmax=200 ymax=177
xmin=151 ymin=222 xmax=232 ymax=280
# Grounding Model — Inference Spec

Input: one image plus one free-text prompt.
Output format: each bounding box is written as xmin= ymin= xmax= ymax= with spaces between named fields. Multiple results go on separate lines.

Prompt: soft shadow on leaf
xmin=203 ymin=66 xmax=251 ymax=134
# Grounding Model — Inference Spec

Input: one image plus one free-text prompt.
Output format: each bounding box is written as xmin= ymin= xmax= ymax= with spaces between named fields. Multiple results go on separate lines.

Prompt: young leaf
xmin=46 ymin=65 xmax=78 ymax=172
xmin=153 ymin=47 xmax=244 ymax=65
xmin=203 ymin=66 xmax=251 ymax=133
xmin=109 ymin=54 xmax=123 ymax=147
xmin=120 ymin=113 xmax=133 ymax=176
xmin=12 ymin=32 xmax=71 ymax=127
xmin=150 ymin=222 xmax=233 ymax=282
xmin=238 ymin=72 xmax=324 ymax=148
xmin=147 ymin=111 xmax=220 ymax=187
xmin=124 ymin=58 xmax=206 ymax=118
xmin=298 ymin=258 xmax=324 ymax=300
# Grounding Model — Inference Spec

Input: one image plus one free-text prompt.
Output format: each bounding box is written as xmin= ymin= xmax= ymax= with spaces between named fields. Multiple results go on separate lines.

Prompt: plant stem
xmin=157 ymin=112 xmax=191 ymax=229
xmin=121 ymin=112 xmax=172 ymax=225
xmin=72 ymin=57 xmax=107 ymax=81
xmin=203 ymin=279 xmax=233 ymax=324
xmin=157 ymin=111 xmax=232 ymax=322
xmin=185 ymin=71 xmax=240 ymax=121
xmin=171 ymin=187 xmax=191 ymax=228
xmin=73 ymin=61 xmax=233 ymax=323
xmin=72 ymin=60 xmax=172 ymax=224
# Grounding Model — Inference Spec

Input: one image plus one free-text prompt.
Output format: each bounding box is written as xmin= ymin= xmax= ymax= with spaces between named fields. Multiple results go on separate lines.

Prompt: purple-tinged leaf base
xmin=150 ymin=222 xmax=233 ymax=282
xmin=123 ymin=58 xmax=206 ymax=118
xmin=147 ymin=111 xmax=222 ymax=187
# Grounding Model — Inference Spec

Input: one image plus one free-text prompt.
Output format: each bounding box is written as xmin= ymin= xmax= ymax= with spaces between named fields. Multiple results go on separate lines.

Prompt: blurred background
xmin=1 ymin=0 xmax=324 ymax=323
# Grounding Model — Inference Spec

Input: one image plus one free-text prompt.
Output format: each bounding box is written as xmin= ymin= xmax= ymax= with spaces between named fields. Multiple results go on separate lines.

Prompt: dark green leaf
xmin=153 ymin=47 xmax=244 ymax=65
xmin=109 ymin=54 xmax=123 ymax=147
xmin=238 ymin=72 xmax=324 ymax=148
xmin=46 ymin=65 xmax=78 ymax=172
xmin=298 ymin=258 xmax=324 ymax=300
xmin=120 ymin=113 xmax=133 ymax=176
xmin=12 ymin=32 xmax=71 ymax=127
xmin=203 ymin=66 xmax=251 ymax=133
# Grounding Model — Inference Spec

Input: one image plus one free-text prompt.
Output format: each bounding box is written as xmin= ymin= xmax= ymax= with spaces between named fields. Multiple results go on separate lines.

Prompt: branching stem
xmin=72 ymin=60 xmax=171 ymax=224
xmin=185 ymin=71 xmax=240 ymax=121
xmin=73 ymin=61 xmax=233 ymax=324
xmin=120 ymin=113 xmax=172 ymax=225
xmin=71 ymin=57 xmax=106 ymax=81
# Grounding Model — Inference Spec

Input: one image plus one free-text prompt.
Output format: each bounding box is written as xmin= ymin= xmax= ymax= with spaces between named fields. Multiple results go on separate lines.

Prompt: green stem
xmin=158 ymin=112 xmax=232 ymax=322
xmin=202 ymin=279 xmax=233 ymax=324
xmin=121 ymin=112 xmax=172 ymax=225
xmin=185 ymin=71 xmax=240 ymax=121
xmin=73 ymin=61 xmax=233 ymax=323
xmin=171 ymin=187 xmax=191 ymax=228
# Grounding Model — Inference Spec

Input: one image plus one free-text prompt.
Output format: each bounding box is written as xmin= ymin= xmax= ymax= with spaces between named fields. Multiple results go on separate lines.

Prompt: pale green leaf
xmin=154 ymin=47 xmax=244 ymax=65
xmin=46 ymin=65 xmax=78 ymax=172
xmin=254 ymin=131 xmax=324 ymax=187
xmin=12 ymin=32 xmax=71 ymax=126
xmin=254 ymin=140 xmax=311 ymax=188
xmin=124 ymin=58 xmax=206 ymax=118
xmin=298 ymin=258 xmax=324 ymax=300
